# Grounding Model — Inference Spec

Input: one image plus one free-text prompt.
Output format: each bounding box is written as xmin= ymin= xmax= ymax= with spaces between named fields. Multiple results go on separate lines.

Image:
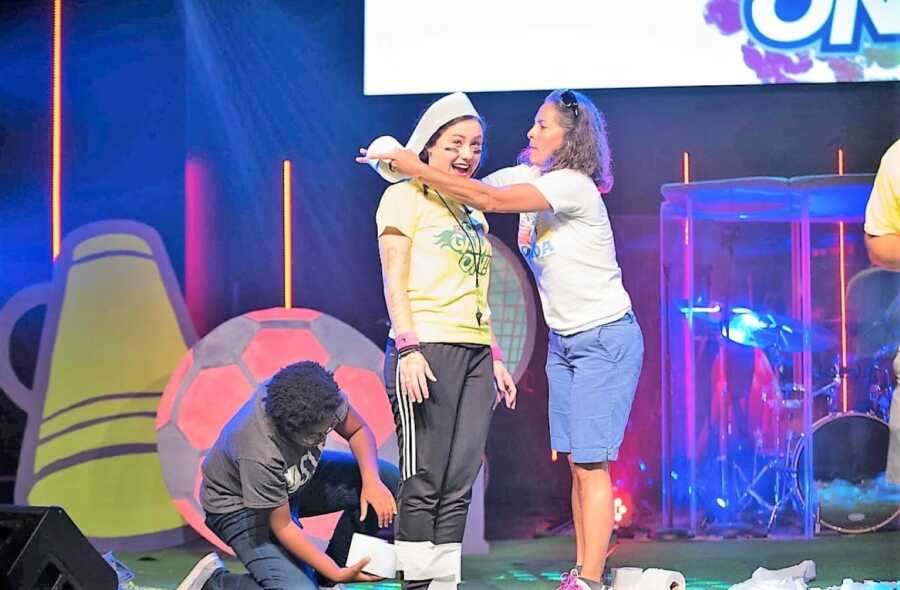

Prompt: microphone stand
xmin=652 ymin=265 xmax=693 ymax=540
xmin=705 ymin=227 xmax=756 ymax=537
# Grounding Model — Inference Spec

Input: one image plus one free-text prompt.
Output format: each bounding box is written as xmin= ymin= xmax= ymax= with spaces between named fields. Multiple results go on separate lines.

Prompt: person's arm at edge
xmin=865 ymin=233 xmax=900 ymax=271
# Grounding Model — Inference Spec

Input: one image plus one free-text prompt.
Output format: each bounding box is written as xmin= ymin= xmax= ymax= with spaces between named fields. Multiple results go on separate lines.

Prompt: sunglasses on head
xmin=560 ymin=89 xmax=579 ymax=119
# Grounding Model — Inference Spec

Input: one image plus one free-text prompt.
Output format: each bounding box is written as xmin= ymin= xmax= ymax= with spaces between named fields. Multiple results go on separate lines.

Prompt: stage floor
xmin=119 ymin=531 xmax=900 ymax=589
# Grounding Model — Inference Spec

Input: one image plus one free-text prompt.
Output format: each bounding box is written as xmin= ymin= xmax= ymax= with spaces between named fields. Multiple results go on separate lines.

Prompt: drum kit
xmin=683 ymin=303 xmax=899 ymax=534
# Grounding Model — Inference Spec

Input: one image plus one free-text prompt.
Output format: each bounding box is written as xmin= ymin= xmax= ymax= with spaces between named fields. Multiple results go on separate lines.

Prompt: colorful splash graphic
xmin=705 ymin=0 xmax=900 ymax=83
xmin=366 ymin=0 xmax=897 ymax=94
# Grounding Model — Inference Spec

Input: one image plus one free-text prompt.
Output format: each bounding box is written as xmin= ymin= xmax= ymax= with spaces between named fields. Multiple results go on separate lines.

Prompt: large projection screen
xmin=364 ymin=0 xmax=900 ymax=95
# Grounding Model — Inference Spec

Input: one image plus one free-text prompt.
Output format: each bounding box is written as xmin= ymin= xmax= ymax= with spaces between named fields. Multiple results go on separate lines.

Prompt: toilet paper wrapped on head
xmin=364 ymin=92 xmax=481 ymax=184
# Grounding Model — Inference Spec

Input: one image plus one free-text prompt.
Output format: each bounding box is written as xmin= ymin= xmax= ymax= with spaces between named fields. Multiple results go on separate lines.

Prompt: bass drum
xmin=792 ymin=413 xmax=900 ymax=533
xmin=866 ymin=345 xmax=898 ymax=422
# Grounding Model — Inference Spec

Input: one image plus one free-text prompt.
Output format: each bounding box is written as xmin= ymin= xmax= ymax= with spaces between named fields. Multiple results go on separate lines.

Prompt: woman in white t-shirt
xmin=361 ymin=89 xmax=644 ymax=590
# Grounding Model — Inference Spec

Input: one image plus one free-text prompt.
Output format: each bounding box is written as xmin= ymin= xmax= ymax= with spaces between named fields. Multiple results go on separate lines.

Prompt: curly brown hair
xmin=520 ymin=90 xmax=614 ymax=193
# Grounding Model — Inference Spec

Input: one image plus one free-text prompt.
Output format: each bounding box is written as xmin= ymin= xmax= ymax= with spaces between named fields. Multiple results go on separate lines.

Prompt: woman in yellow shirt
xmin=374 ymin=92 xmax=516 ymax=589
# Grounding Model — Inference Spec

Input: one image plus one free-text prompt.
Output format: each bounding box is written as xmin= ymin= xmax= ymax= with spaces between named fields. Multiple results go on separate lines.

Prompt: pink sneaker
xmin=558 ymin=572 xmax=608 ymax=590
xmin=556 ymin=568 xmax=581 ymax=590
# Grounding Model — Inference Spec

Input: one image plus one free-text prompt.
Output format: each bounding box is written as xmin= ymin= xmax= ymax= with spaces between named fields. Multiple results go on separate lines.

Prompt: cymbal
xmin=725 ymin=309 xmax=836 ymax=352
xmin=677 ymin=302 xmax=837 ymax=352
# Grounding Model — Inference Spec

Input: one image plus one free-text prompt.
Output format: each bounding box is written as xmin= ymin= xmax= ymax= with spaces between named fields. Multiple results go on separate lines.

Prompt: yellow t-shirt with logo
xmin=376 ymin=180 xmax=492 ymax=345
xmin=865 ymin=139 xmax=900 ymax=237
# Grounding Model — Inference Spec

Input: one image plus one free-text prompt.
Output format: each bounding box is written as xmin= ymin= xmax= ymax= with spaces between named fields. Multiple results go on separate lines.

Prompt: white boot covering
xmin=395 ymin=541 xmax=462 ymax=589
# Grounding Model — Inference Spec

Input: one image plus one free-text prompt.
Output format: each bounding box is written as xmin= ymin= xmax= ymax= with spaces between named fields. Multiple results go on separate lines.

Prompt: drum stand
xmin=703 ymin=229 xmax=762 ymax=536
xmin=738 ymin=349 xmax=840 ymax=533
xmin=738 ymin=431 xmax=802 ymax=533
xmin=734 ymin=378 xmax=798 ymax=534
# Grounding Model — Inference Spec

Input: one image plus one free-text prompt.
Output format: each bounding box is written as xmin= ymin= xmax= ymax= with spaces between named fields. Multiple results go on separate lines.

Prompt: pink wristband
xmin=491 ymin=343 xmax=504 ymax=362
xmin=395 ymin=331 xmax=420 ymax=350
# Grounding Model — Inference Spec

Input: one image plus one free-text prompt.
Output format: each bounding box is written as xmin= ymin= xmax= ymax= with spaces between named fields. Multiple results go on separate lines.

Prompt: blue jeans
xmin=204 ymin=451 xmax=400 ymax=589
xmin=546 ymin=312 xmax=644 ymax=463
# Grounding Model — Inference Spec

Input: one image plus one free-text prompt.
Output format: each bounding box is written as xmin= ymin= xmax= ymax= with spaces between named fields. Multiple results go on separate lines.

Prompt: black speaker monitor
xmin=0 ymin=505 xmax=117 ymax=590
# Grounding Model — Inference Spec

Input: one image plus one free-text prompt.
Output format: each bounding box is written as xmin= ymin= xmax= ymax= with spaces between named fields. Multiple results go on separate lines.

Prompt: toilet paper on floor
xmin=730 ymin=578 xmax=809 ymax=590
xmin=612 ymin=567 xmax=646 ymax=590
xmin=637 ymin=568 xmax=687 ymax=590
xmin=753 ymin=561 xmax=816 ymax=582
xmin=730 ymin=561 xmax=818 ymax=590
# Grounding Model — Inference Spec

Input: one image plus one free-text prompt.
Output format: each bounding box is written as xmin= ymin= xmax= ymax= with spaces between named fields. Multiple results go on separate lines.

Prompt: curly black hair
xmin=264 ymin=361 xmax=343 ymax=437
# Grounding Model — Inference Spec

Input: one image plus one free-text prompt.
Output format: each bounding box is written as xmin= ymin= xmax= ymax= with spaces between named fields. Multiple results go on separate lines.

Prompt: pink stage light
xmin=51 ymin=0 xmax=62 ymax=261
xmin=839 ymin=221 xmax=848 ymax=412
xmin=836 ymin=148 xmax=848 ymax=412
xmin=682 ymin=152 xmax=691 ymax=246
xmin=185 ymin=156 xmax=210 ymax=332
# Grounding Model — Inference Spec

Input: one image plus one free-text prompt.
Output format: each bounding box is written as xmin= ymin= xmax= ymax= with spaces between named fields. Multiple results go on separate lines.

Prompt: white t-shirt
xmin=482 ymin=164 xmax=632 ymax=335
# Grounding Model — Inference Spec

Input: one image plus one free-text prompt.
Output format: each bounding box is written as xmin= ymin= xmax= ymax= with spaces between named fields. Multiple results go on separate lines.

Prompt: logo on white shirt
xmin=285 ymin=441 xmax=325 ymax=494
xmin=518 ymin=214 xmax=556 ymax=261
xmin=284 ymin=465 xmax=301 ymax=494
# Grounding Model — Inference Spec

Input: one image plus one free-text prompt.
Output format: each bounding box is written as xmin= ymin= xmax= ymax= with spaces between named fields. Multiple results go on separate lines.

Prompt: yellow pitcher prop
xmin=0 ymin=220 xmax=197 ymax=551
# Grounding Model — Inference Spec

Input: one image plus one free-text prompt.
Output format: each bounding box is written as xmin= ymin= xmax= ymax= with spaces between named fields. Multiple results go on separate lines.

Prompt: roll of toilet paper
xmin=347 ymin=533 xmax=397 ymax=579
xmin=638 ymin=568 xmax=687 ymax=590
xmin=612 ymin=567 xmax=645 ymax=590
xmin=366 ymin=135 xmax=408 ymax=183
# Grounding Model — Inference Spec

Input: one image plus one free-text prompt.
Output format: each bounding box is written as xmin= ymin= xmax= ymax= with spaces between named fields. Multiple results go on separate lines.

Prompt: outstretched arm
xmin=360 ymin=148 xmax=551 ymax=213
xmin=269 ymin=503 xmax=380 ymax=582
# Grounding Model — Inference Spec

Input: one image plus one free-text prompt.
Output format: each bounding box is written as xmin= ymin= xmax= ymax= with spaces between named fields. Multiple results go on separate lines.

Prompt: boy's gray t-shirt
xmin=200 ymin=384 xmax=349 ymax=514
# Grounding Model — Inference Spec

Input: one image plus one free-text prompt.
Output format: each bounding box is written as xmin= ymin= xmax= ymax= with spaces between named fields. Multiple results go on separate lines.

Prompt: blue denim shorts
xmin=546 ymin=312 xmax=644 ymax=463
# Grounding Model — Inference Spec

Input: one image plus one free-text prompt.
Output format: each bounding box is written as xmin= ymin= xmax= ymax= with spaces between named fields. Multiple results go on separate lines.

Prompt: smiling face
xmin=424 ymin=117 xmax=484 ymax=178
xmin=525 ymin=102 xmax=567 ymax=167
